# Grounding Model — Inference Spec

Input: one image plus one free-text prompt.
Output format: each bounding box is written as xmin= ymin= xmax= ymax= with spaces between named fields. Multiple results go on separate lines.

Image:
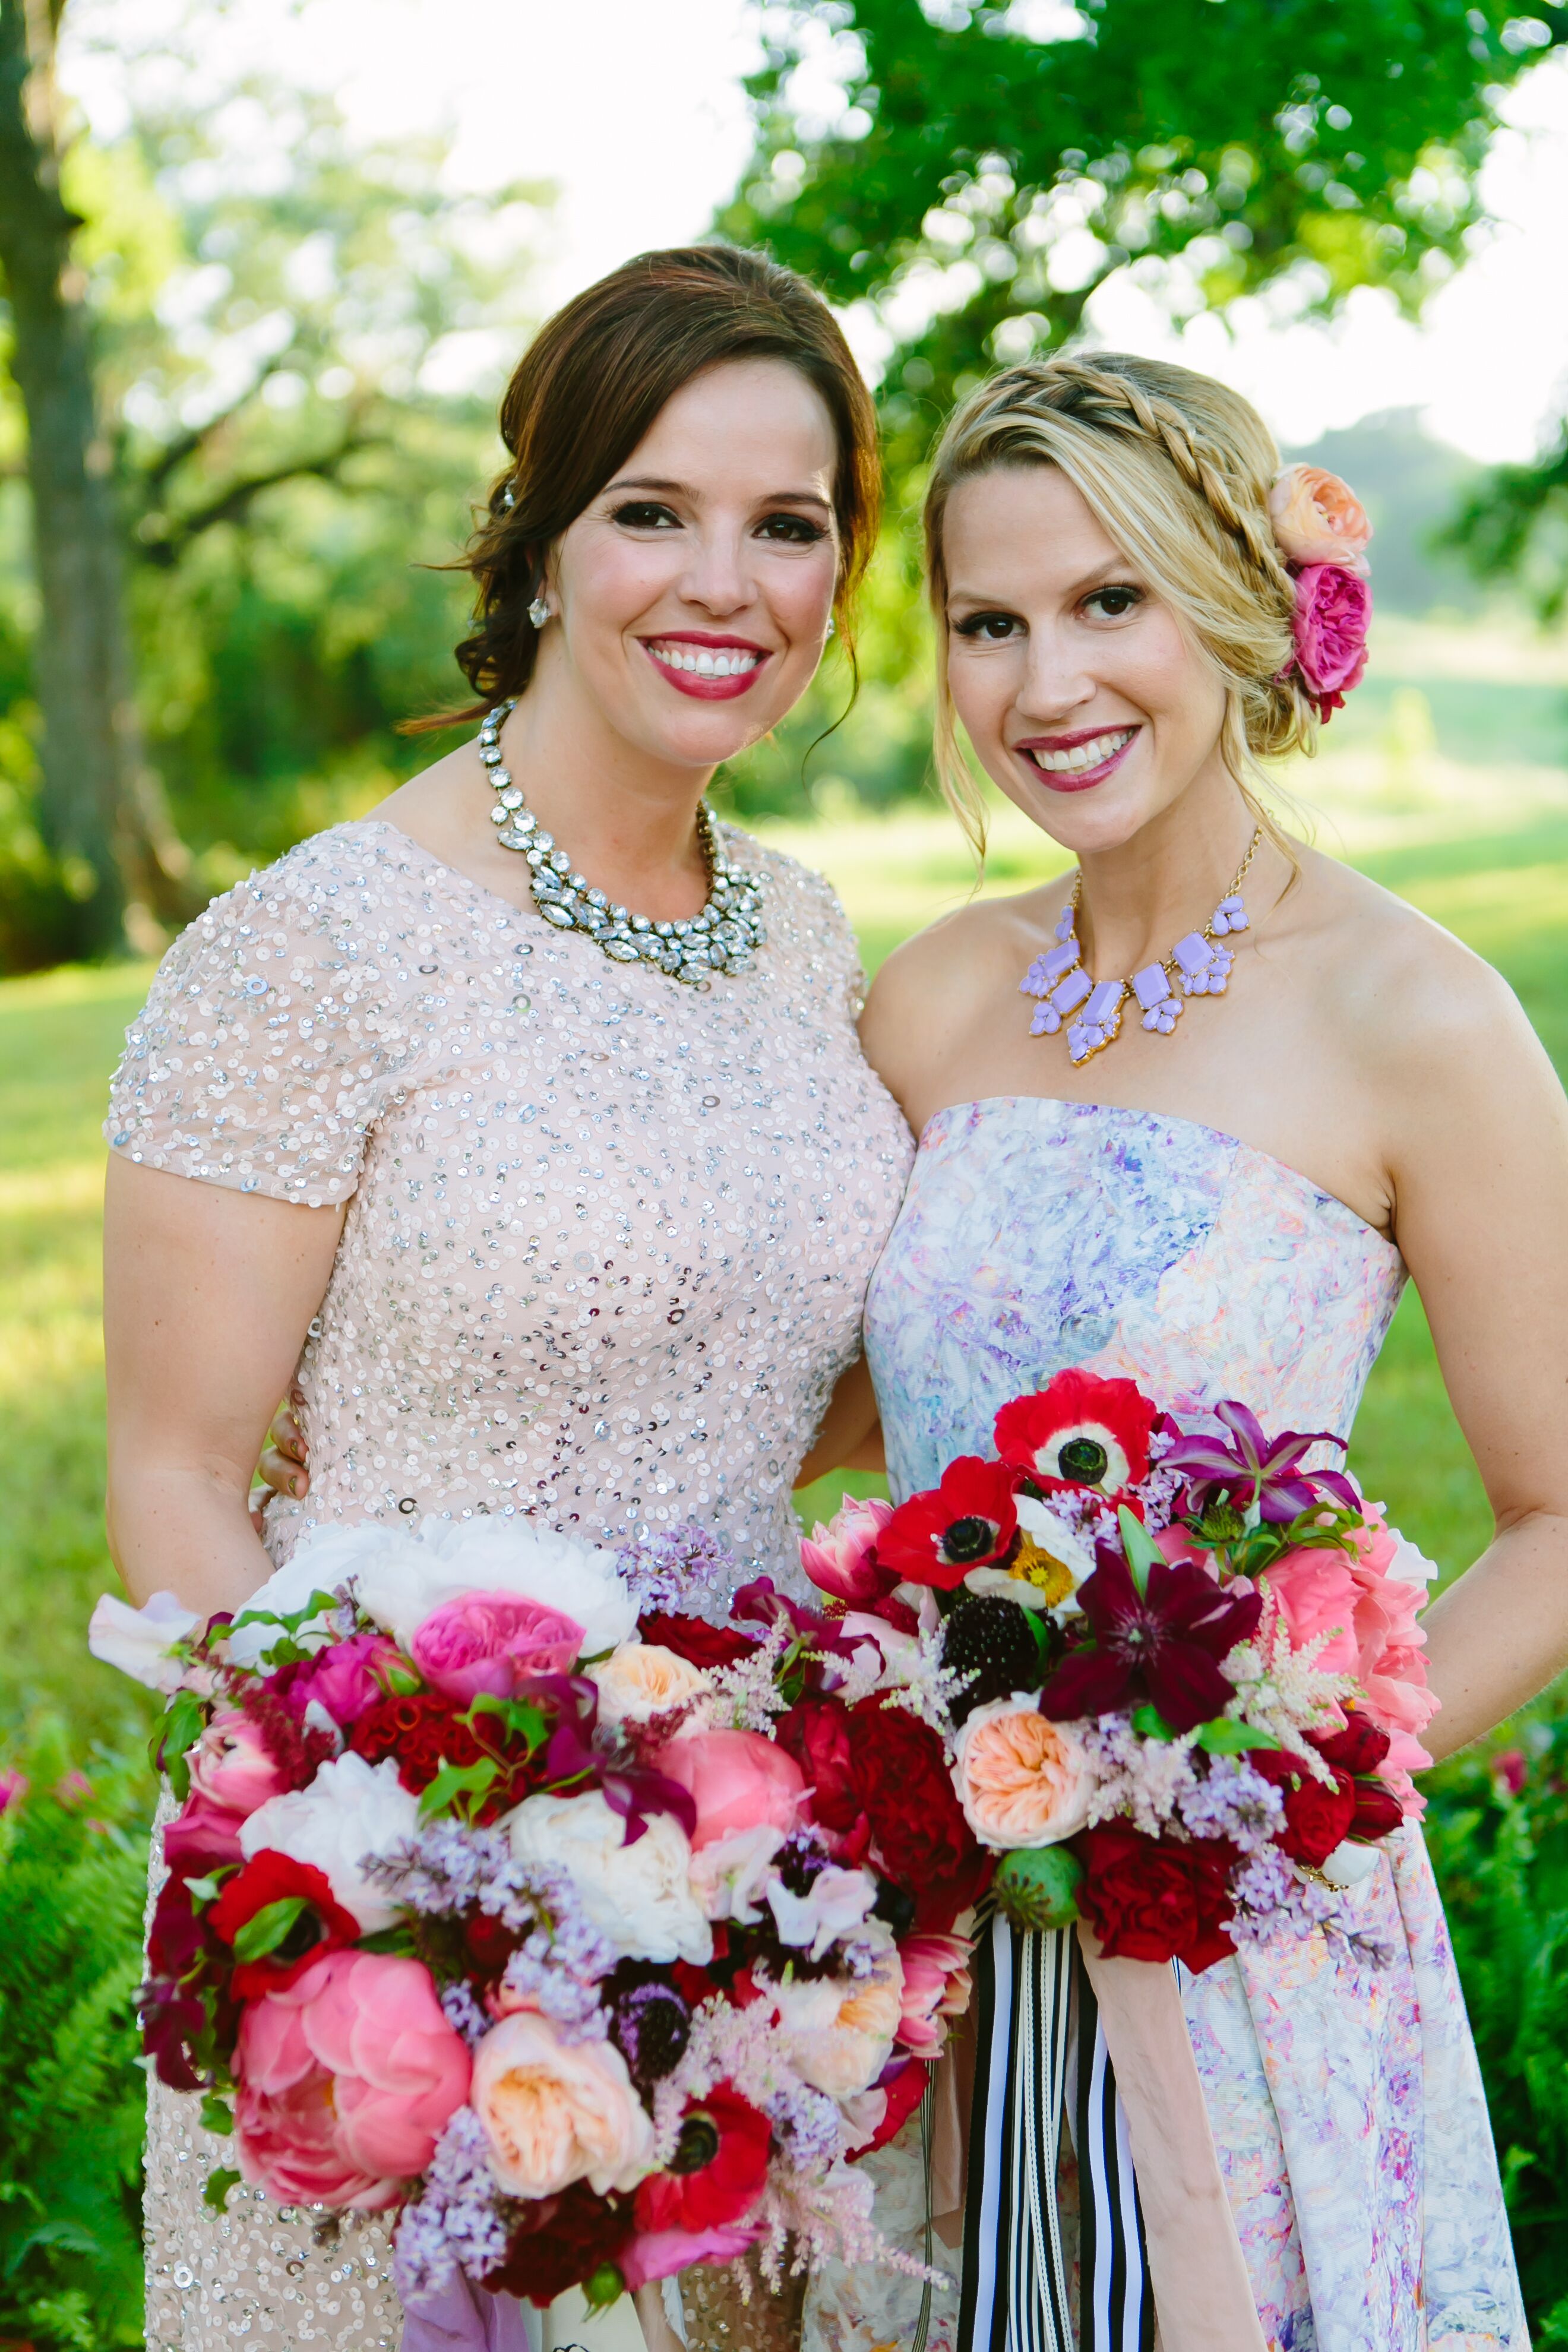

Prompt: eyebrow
xmin=603 ymin=475 xmax=833 ymax=513
xmin=947 ymin=557 xmax=1136 ymax=604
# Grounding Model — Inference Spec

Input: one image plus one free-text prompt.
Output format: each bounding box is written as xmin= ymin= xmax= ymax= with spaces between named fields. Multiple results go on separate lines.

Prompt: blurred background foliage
xmin=5 ymin=1 xmax=1568 ymax=2343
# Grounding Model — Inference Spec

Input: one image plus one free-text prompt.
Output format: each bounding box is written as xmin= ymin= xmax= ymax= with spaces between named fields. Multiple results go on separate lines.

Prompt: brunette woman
xmin=103 ymin=245 xmax=911 ymax=2352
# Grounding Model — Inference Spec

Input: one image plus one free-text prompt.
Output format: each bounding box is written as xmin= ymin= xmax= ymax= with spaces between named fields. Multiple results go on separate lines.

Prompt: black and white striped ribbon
xmin=957 ymin=1918 xmax=1154 ymax=2352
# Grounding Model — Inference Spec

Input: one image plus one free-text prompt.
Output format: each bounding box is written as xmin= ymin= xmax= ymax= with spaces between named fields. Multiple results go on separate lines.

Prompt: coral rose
xmin=953 ymin=1697 xmax=1095 ymax=1850
xmin=1268 ymin=464 xmax=1372 ymax=567
xmin=235 ymin=1950 xmax=470 ymax=2209
xmin=188 ymin=1709 xmax=290 ymax=1817
xmin=471 ymin=2008 xmax=654 ymax=2199
xmin=409 ymin=1589 xmax=584 ymax=1704
xmin=651 ymin=1729 xmax=806 ymax=1852
xmin=767 ymin=1925 xmax=905 ymax=2098
xmin=589 ymin=1642 xmax=707 ymax=1729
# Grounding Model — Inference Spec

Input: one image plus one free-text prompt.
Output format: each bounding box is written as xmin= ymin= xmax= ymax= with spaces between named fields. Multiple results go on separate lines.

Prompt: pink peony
xmin=282 ymin=1633 xmax=403 ymax=1729
xmin=652 ymin=1729 xmax=807 ymax=1853
xmin=235 ymin=1950 xmax=470 ymax=2210
xmin=621 ymin=2220 xmax=767 ymax=2290
xmin=1269 ymin=464 xmax=1373 ymax=567
xmin=799 ymin=1496 xmax=897 ymax=1606
xmin=1267 ymin=1516 xmax=1437 ymax=1791
xmin=894 ymin=1933 xmax=972 ymax=2054
xmin=163 ymin=1790 xmax=251 ymax=1870
xmin=188 ymin=1710 xmax=290 ymax=1817
xmin=1289 ymin=563 xmax=1370 ymax=707
xmin=409 ymin=1589 xmax=585 ymax=1705
xmin=471 ymin=2009 xmax=653 ymax=2199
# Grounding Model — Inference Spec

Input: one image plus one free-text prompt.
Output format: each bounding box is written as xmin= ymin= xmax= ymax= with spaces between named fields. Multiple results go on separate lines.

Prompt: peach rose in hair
xmin=1269 ymin=464 xmax=1372 ymax=567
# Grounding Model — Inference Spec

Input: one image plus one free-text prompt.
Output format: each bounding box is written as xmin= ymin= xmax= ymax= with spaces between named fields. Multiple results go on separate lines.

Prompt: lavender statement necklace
xmin=1022 ymin=827 xmax=1262 ymax=1066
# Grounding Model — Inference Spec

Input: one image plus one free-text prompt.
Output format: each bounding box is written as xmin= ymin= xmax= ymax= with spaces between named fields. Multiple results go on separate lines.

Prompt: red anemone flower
xmin=208 ymin=1850 xmax=362 ymax=1997
xmin=994 ymin=1371 xmax=1156 ymax=1497
xmin=876 ymin=1459 xmax=1019 ymax=1591
xmin=1039 ymin=1548 xmax=1261 ymax=1735
xmin=634 ymin=2084 xmax=772 ymax=2234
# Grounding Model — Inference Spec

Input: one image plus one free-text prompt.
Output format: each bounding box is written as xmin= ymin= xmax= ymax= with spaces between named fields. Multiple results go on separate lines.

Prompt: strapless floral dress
xmin=827 ymin=1097 xmax=1526 ymax=2352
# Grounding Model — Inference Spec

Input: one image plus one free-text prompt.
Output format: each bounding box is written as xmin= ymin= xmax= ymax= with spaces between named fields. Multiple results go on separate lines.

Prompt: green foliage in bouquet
xmin=0 ymin=1724 xmax=154 ymax=2352
xmin=1425 ymin=1705 xmax=1568 ymax=2342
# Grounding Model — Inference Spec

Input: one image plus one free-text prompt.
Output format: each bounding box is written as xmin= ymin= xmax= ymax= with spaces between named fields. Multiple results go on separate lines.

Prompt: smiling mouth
xmin=1019 ymin=726 xmax=1139 ymax=790
xmin=643 ymin=637 xmax=770 ymax=698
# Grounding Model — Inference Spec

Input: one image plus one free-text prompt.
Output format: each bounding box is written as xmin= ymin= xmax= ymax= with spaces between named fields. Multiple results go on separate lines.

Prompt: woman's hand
xmin=249 ymin=1390 xmax=311 ymax=1532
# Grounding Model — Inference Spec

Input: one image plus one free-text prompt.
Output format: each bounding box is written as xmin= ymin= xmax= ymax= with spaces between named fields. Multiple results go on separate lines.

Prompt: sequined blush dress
xmin=840 ymin=1096 xmax=1528 ymax=2352
xmin=105 ymin=817 xmax=915 ymax=2352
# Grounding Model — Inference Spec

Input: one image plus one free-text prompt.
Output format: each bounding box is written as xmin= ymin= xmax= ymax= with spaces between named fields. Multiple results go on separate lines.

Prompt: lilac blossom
xmin=1227 ymin=1847 xmax=1393 ymax=1978
xmin=439 ymin=1981 xmax=491 ymax=2050
xmin=1176 ymin=1757 xmax=1286 ymax=1854
xmin=615 ymin=1520 xmax=739 ymax=1620
xmin=393 ymin=2108 xmax=510 ymax=2297
xmin=498 ymin=1943 xmax=608 ymax=2041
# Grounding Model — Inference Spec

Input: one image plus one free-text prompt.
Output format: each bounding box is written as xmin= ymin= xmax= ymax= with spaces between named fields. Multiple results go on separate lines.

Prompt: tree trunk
xmin=0 ymin=0 xmax=191 ymax=956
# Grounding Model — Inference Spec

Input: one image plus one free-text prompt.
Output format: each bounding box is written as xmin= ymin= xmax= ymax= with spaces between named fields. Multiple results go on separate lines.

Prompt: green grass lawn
xmin=5 ymin=647 xmax=1568 ymax=1742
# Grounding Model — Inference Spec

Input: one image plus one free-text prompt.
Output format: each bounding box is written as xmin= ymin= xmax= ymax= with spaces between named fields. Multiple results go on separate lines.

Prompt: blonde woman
xmin=822 ymin=354 xmax=1555 ymax=2350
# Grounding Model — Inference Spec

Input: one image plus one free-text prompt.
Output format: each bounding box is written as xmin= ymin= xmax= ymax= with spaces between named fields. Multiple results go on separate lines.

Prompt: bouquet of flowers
xmin=90 ymin=1516 xmax=981 ymax=2315
xmin=798 ymin=1370 xmax=1439 ymax=1974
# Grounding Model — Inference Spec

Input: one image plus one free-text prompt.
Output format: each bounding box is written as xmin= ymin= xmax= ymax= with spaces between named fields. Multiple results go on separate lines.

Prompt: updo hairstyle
xmin=923 ymin=352 xmax=1315 ymax=854
xmin=428 ymin=245 xmax=881 ymax=725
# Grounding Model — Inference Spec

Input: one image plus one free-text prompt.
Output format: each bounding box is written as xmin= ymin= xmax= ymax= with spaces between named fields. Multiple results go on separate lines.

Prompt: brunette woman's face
xmin=941 ymin=463 xmax=1229 ymax=855
xmin=546 ymin=356 xmax=841 ymax=767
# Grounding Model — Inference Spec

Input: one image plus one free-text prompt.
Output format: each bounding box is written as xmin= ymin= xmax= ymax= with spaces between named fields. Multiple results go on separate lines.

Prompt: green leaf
xmin=356 ymin=1925 xmax=419 ymax=1956
xmin=1118 ymin=1505 xmax=1164 ymax=1599
xmin=230 ymin=1896 xmax=308 ymax=1963
xmin=1196 ymin=1720 xmax=1283 ymax=1754
xmin=182 ymin=1869 xmax=235 ymax=1908
xmin=203 ymin=2167 xmax=241 ymax=2214
xmin=466 ymin=1693 xmax=547 ymax=1750
xmin=200 ymin=2091 xmax=235 ymax=2137
xmin=418 ymin=1757 xmax=500 ymax=1821
xmin=150 ymin=1689 xmax=207 ymax=1801
xmin=1130 ymin=1703 xmax=1180 ymax=1743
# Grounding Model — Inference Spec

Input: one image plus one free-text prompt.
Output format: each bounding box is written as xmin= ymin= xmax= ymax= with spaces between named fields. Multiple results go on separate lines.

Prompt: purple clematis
xmin=1162 ymin=1399 xmax=1358 ymax=1525
xmin=1039 ymin=1546 xmax=1262 ymax=1735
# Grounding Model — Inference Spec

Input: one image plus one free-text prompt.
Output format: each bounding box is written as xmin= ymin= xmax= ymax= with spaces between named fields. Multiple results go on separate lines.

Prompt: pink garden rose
xmin=282 ymin=1633 xmax=403 ymax=1729
xmin=894 ymin=1932 xmax=972 ymax=2054
xmin=470 ymin=2009 xmax=653 ymax=2199
xmin=1268 ymin=464 xmax=1373 ymax=567
xmin=409 ymin=1589 xmax=584 ymax=1704
xmin=652 ymin=1728 xmax=807 ymax=1853
xmin=188 ymin=1710 xmax=290 ymax=1817
xmin=235 ymin=1950 xmax=470 ymax=2210
xmin=1290 ymin=563 xmax=1371 ymax=707
xmin=799 ymin=1496 xmax=897 ymax=1607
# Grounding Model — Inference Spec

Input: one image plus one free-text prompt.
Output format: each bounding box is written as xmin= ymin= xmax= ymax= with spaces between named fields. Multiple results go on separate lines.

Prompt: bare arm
xmin=795 ymin=1352 xmax=886 ymax=1486
xmin=103 ymin=1156 xmax=344 ymax=1617
xmin=1382 ymin=962 xmax=1568 ymax=1759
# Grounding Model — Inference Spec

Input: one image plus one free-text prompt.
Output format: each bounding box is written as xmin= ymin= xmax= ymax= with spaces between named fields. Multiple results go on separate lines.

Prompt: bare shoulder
xmin=862 ymin=878 xmax=1068 ymax=1100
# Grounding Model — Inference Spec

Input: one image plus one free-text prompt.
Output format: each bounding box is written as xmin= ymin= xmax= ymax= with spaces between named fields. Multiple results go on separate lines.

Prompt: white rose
xmin=506 ymin=1789 xmax=712 ymax=1965
xmin=767 ymin=1922 xmax=903 ymax=2098
xmin=589 ymin=1642 xmax=707 ymax=1728
xmin=344 ymin=1516 xmax=636 ymax=1656
xmin=238 ymin=1752 xmax=421 ymax=1932
xmin=88 ymin=1591 xmax=200 ymax=1692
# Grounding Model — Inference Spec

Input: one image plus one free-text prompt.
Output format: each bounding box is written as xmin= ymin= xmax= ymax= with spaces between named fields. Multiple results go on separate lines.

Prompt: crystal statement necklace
xmin=479 ymin=698 xmax=764 ymax=985
xmin=1022 ymin=827 xmax=1262 ymax=1066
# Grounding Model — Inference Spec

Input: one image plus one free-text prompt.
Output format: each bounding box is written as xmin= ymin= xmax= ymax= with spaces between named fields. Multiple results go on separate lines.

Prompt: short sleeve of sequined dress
xmin=105 ymin=840 xmax=416 ymax=1208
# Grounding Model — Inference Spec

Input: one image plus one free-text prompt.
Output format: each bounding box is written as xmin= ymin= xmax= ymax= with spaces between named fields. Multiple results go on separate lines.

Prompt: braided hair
xmin=924 ymin=352 xmax=1313 ymax=855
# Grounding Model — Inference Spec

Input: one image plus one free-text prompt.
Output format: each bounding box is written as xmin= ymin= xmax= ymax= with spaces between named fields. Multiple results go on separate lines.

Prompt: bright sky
xmin=66 ymin=0 xmax=1568 ymax=464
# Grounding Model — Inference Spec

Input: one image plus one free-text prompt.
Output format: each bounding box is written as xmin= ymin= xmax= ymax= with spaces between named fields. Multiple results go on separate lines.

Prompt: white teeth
xmin=1030 ymin=728 xmax=1134 ymax=774
xmin=696 ymin=650 xmax=716 ymax=675
xmin=650 ymin=641 xmax=761 ymax=678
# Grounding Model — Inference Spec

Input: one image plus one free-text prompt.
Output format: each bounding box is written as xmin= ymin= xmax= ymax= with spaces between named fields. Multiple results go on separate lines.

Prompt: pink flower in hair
xmin=1289 ymin=562 xmax=1370 ymax=717
xmin=1269 ymin=464 xmax=1372 ymax=566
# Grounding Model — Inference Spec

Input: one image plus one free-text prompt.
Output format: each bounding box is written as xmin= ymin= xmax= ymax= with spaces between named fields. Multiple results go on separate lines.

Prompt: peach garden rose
xmin=952 ymin=1694 xmax=1095 ymax=1850
xmin=1268 ymin=463 xmax=1372 ymax=567
xmin=471 ymin=2008 xmax=654 ymax=2199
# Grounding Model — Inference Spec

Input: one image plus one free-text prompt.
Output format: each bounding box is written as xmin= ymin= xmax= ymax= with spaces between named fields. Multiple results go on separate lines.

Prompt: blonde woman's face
xmin=941 ymin=463 xmax=1229 ymax=854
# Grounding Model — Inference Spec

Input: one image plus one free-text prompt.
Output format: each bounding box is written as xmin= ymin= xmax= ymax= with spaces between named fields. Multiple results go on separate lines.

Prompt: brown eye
xmin=611 ymin=502 xmax=680 ymax=530
xmin=955 ymin=612 xmax=1021 ymax=641
xmin=1086 ymin=585 xmax=1142 ymax=619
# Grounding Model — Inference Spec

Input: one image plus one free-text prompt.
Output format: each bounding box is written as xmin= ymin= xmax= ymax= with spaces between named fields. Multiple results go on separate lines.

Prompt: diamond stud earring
xmin=527 ymin=596 xmax=551 ymax=628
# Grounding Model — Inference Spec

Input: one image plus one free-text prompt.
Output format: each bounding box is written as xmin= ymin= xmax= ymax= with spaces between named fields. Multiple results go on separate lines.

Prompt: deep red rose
xmin=877 ymin=1458 xmax=1020 ymax=1591
xmin=1349 ymin=1777 xmax=1405 ymax=1842
xmin=776 ymin=1696 xmax=859 ymax=1833
xmin=994 ymin=1370 xmax=1155 ymax=1496
xmin=1079 ymin=1823 xmax=1238 ymax=1974
xmin=637 ymin=1612 xmax=761 ymax=1670
xmin=1310 ymin=1711 xmax=1391 ymax=1778
xmin=634 ymin=2084 xmax=772 ymax=2234
xmin=349 ymin=1689 xmax=537 ymax=1820
xmin=1251 ymin=1752 xmax=1357 ymax=1868
xmin=209 ymin=1850 xmax=362 ymax=1997
xmin=846 ymin=1696 xmax=991 ymax=1930
xmin=486 ymin=2180 xmax=634 ymax=2308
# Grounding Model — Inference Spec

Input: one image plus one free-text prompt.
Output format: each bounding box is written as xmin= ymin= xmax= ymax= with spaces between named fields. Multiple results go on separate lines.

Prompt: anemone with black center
xmin=871 ymin=1877 xmax=916 ymax=1940
xmin=939 ymin=1513 xmax=1003 ymax=1567
xmin=670 ymin=2111 xmax=724 ymax=2174
xmin=940 ymin=1592 xmax=1057 ymax=1724
xmin=1057 ymin=1436 xmax=1109 ymax=1483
